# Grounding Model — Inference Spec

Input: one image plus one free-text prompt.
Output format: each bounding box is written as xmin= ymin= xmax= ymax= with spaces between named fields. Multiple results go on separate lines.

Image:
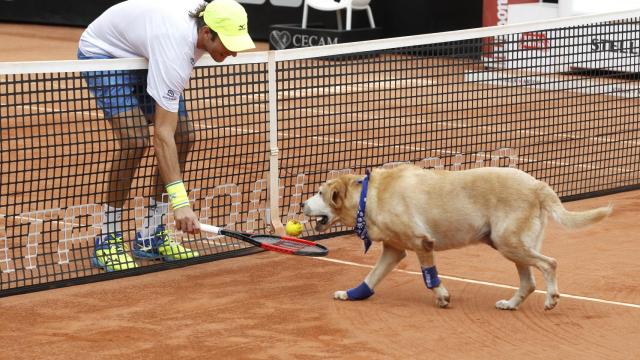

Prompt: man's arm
xmin=154 ymin=104 xmax=200 ymax=233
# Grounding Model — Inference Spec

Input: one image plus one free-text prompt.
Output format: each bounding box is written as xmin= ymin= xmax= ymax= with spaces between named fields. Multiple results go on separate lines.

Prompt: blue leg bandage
xmin=346 ymin=281 xmax=374 ymax=300
xmin=422 ymin=266 xmax=441 ymax=289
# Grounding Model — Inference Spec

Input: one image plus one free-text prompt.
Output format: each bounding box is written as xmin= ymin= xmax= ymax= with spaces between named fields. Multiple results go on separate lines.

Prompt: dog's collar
xmin=355 ymin=169 xmax=372 ymax=253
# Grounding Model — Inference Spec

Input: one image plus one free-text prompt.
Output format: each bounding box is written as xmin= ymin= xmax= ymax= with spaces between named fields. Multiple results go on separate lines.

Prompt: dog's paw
xmin=436 ymin=296 xmax=450 ymax=308
xmin=334 ymin=290 xmax=349 ymax=300
xmin=434 ymin=286 xmax=450 ymax=308
xmin=544 ymin=293 xmax=560 ymax=311
xmin=495 ymin=299 xmax=519 ymax=310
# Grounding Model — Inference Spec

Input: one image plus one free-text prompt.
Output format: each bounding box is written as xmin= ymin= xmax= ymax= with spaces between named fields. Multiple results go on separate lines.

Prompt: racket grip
xmin=199 ymin=224 xmax=222 ymax=234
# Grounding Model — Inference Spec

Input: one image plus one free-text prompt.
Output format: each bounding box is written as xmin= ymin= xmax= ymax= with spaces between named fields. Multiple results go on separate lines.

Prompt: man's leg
xmin=78 ymin=56 xmax=150 ymax=271
xmin=103 ymin=108 xmax=150 ymax=231
xmin=92 ymin=108 xmax=150 ymax=272
xmin=79 ymin=66 xmax=151 ymax=235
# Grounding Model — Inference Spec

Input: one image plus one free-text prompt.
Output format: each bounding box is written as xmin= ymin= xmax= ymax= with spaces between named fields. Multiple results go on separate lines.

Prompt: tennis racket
xmin=200 ymin=224 xmax=328 ymax=257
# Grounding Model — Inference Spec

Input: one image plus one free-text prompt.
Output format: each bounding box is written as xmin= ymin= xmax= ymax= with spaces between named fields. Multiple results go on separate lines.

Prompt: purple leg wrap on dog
xmin=346 ymin=281 xmax=374 ymax=300
xmin=422 ymin=266 xmax=441 ymax=289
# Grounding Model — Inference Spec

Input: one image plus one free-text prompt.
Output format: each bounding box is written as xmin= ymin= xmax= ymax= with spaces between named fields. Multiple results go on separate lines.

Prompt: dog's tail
xmin=538 ymin=183 xmax=612 ymax=229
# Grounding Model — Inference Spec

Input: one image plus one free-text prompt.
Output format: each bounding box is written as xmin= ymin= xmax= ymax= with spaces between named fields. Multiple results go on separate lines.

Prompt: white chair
xmin=301 ymin=0 xmax=375 ymax=31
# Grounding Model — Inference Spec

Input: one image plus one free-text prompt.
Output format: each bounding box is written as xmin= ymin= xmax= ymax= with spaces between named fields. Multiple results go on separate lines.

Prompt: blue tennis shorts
xmin=77 ymin=49 xmax=187 ymax=119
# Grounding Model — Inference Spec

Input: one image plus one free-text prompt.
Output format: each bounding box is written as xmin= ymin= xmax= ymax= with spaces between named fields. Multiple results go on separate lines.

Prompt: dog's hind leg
xmin=415 ymin=243 xmax=450 ymax=308
xmin=494 ymin=217 xmax=559 ymax=311
xmin=334 ymin=243 xmax=406 ymax=301
xmin=503 ymin=249 xmax=559 ymax=310
xmin=495 ymin=263 xmax=536 ymax=310
xmin=528 ymin=250 xmax=559 ymax=310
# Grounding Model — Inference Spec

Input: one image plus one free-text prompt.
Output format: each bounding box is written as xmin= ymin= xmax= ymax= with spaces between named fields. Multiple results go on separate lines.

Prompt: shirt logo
xmin=238 ymin=24 xmax=246 ymax=31
xmin=163 ymin=89 xmax=177 ymax=101
xmin=190 ymin=57 xmax=195 ymax=65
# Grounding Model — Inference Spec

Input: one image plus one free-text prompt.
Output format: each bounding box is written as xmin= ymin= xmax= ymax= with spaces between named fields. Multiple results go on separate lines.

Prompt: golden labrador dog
xmin=302 ymin=164 xmax=612 ymax=310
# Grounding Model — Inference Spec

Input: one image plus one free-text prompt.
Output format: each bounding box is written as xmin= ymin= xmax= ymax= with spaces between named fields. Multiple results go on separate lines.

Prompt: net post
xmin=267 ymin=50 xmax=285 ymax=236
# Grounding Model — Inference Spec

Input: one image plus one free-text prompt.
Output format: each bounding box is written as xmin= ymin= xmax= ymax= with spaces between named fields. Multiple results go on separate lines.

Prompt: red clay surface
xmin=1 ymin=23 xmax=639 ymax=359
xmin=0 ymin=190 xmax=638 ymax=359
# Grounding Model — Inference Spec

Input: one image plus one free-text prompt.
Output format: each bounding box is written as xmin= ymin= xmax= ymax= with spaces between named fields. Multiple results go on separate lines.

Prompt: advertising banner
xmin=268 ymin=24 xmax=382 ymax=50
xmin=482 ymin=0 xmax=639 ymax=74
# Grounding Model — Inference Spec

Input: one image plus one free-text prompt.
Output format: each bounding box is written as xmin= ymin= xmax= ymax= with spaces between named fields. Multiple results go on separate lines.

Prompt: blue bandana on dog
xmin=355 ymin=170 xmax=372 ymax=253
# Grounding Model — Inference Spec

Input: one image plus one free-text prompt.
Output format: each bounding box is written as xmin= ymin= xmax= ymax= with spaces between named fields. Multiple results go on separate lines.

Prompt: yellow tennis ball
xmin=285 ymin=219 xmax=304 ymax=237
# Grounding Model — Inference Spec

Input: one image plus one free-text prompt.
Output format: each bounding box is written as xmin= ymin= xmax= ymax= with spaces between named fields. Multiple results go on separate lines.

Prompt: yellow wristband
xmin=166 ymin=180 xmax=190 ymax=210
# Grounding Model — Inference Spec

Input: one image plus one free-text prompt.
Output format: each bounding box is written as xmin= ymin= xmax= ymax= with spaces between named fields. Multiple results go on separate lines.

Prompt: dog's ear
xmin=328 ymin=178 xmax=348 ymax=209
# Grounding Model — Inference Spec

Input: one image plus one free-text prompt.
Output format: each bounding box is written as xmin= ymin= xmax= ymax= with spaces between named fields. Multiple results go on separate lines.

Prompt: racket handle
xmin=199 ymin=224 xmax=222 ymax=234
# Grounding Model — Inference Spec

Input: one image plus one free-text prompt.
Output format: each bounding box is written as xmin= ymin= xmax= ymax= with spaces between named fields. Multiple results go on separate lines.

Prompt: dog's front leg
xmin=415 ymin=246 xmax=450 ymax=308
xmin=334 ymin=243 xmax=406 ymax=301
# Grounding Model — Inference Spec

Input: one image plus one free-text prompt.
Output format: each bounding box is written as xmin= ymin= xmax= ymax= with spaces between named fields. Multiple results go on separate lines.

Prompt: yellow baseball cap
xmin=200 ymin=0 xmax=255 ymax=52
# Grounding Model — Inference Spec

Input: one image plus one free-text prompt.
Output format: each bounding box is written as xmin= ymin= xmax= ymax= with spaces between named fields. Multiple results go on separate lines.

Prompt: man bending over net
xmin=77 ymin=0 xmax=255 ymax=271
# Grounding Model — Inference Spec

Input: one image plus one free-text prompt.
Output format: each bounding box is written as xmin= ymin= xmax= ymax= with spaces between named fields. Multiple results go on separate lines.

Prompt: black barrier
xmin=0 ymin=0 xmax=483 ymax=41
xmin=0 ymin=0 xmax=122 ymax=27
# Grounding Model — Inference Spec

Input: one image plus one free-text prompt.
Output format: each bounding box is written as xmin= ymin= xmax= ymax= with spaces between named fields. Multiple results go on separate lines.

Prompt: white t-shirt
xmin=79 ymin=0 xmax=206 ymax=112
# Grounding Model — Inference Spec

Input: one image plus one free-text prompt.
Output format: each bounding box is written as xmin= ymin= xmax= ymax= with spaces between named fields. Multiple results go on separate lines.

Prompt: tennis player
xmin=77 ymin=0 xmax=255 ymax=271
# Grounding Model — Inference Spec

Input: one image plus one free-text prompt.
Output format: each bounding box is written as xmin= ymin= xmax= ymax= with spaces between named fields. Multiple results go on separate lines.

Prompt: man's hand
xmin=173 ymin=206 xmax=200 ymax=234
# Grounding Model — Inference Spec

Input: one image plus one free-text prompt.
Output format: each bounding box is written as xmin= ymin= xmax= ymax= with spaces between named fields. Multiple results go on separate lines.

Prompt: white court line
xmin=315 ymin=256 xmax=640 ymax=309
xmin=266 ymin=78 xmax=640 ymax=148
xmin=200 ymin=237 xmax=245 ymax=248
xmin=0 ymin=212 xmax=78 ymax=227
xmin=7 ymin=94 xmax=636 ymax=174
xmin=3 ymin=77 xmax=636 ymax=149
xmin=0 ymin=103 xmax=103 ymax=119
xmin=197 ymin=85 xmax=638 ymax=174
xmin=194 ymin=112 xmax=636 ymax=175
xmin=433 ymin=118 xmax=640 ymax=148
xmin=3 ymin=204 xmax=638 ymax=310
xmin=4 ymin=78 xmax=636 ymax=174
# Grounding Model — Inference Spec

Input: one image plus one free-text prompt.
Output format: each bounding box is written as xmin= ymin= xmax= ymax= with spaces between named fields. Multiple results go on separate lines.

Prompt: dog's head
xmin=302 ymin=174 xmax=362 ymax=232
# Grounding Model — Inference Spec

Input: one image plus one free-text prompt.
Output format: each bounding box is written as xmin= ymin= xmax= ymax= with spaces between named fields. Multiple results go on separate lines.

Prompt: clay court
xmin=1 ymin=22 xmax=639 ymax=359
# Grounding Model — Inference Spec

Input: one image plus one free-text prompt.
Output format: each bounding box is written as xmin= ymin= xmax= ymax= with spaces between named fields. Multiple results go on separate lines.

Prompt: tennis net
xmin=1 ymin=9 xmax=639 ymax=296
